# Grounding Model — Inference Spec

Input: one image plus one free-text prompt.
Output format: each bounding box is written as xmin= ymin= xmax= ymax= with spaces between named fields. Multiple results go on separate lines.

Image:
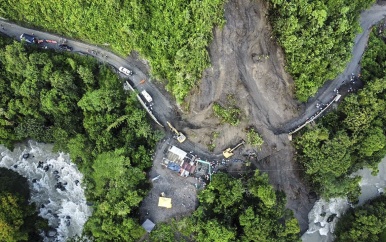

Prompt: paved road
xmin=0 ymin=19 xmax=175 ymax=128
xmin=281 ymin=4 xmax=386 ymax=134
xmin=1 ymin=3 xmax=386 ymax=137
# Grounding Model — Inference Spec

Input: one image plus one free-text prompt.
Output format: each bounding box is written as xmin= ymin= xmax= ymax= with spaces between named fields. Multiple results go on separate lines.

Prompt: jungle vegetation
xmin=247 ymin=128 xmax=264 ymax=149
xmin=294 ymin=28 xmax=386 ymax=200
xmin=0 ymin=0 xmax=226 ymax=104
xmin=0 ymin=168 xmax=48 ymax=242
xmin=150 ymin=171 xmax=300 ymax=241
xmin=334 ymin=195 xmax=386 ymax=242
xmin=268 ymin=0 xmax=375 ymax=101
xmin=0 ymin=36 xmax=161 ymax=240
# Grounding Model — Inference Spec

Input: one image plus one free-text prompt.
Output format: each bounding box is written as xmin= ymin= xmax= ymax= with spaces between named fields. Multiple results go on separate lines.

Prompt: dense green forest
xmin=268 ymin=0 xmax=374 ymax=101
xmin=294 ymin=28 xmax=386 ymax=199
xmin=0 ymin=36 xmax=161 ymax=240
xmin=334 ymin=195 xmax=386 ymax=241
xmin=0 ymin=0 xmax=226 ymax=104
xmin=0 ymin=168 xmax=48 ymax=241
xmin=150 ymin=171 xmax=300 ymax=241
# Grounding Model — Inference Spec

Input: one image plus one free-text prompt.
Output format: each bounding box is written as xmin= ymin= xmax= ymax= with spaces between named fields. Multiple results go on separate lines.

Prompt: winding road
xmin=281 ymin=3 xmax=386 ymax=133
xmin=0 ymin=3 xmax=386 ymax=236
xmin=1 ymin=3 xmax=386 ymax=138
xmin=0 ymin=19 xmax=176 ymax=130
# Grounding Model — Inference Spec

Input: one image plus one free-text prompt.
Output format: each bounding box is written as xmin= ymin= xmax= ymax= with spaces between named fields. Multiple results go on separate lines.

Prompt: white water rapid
xmin=302 ymin=156 xmax=386 ymax=242
xmin=0 ymin=140 xmax=92 ymax=241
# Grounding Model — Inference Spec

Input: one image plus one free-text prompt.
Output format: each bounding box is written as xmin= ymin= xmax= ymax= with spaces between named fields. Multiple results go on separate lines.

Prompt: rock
xmin=13 ymin=164 xmax=18 ymax=168
xmin=37 ymin=161 xmax=44 ymax=169
xmin=47 ymin=230 xmax=57 ymax=237
xmin=22 ymin=153 xmax=29 ymax=159
xmin=65 ymin=220 xmax=71 ymax=226
xmin=53 ymin=170 xmax=59 ymax=175
xmin=43 ymin=165 xmax=50 ymax=172
xmin=66 ymin=215 xmax=71 ymax=219
xmin=32 ymin=179 xmax=37 ymax=183
xmin=75 ymin=180 xmax=79 ymax=186
xmin=55 ymin=182 xmax=66 ymax=191
xmin=327 ymin=214 xmax=337 ymax=223
xmin=54 ymin=174 xmax=60 ymax=180
xmin=308 ymin=191 xmax=317 ymax=200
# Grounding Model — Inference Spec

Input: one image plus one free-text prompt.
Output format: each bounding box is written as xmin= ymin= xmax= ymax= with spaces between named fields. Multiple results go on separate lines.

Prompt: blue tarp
xmin=167 ymin=162 xmax=180 ymax=172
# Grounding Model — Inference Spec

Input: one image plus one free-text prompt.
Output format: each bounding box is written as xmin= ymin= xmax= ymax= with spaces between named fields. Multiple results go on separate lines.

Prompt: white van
xmin=141 ymin=90 xmax=153 ymax=103
xmin=118 ymin=66 xmax=133 ymax=76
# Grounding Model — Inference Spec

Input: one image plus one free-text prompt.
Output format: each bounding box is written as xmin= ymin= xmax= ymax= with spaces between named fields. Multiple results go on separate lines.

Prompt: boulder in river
xmin=327 ymin=213 xmax=337 ymax=223
xmin=43 ymin=165 xmax=50 ymax=172
xmin=47 ymin=230 xmax=57 ymax=237
xmin=22 ymin=153 xmax=30 ymax=159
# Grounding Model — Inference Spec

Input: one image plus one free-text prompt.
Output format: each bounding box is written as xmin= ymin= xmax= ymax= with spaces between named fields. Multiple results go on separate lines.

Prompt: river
xmin=0 ymin=140 xmax=92 ymax=241
xmin=302 ymin=156 xmax=386 ymax=242
xmin=301 ymin=3 xmax=386 ymax=241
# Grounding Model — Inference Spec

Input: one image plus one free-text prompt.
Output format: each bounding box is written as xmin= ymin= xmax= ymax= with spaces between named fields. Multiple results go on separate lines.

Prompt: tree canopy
xmin=0 ymin=168 xmax=48 ymax=242
xmin=294 ymin=28 xmax=386 ymax=199
xmin=0 ymin=36 xmax=161 ymax=240
xmin=334 ymin=195 xmax=386 ymax=242
xmin=0 ymin=0 xmax=226 ymax=104
xmin=150 ymin=171 xmax=301 ymax=241
xmin=268 ymin=0 xmax=375 ymax=101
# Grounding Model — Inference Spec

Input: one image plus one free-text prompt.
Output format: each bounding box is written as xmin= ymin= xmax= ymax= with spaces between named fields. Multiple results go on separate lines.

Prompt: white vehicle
xmin=118 ymin=66 xmax=133 ymax=76
xmin=141 ymin=90 xmax=153 ymax=103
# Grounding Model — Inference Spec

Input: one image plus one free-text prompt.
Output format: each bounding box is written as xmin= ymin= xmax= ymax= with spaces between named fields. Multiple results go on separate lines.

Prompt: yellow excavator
xmin=167 ymin=121 xmax=186 ymax=143
xmin=223 ymin=140 xmax=245 ymax=158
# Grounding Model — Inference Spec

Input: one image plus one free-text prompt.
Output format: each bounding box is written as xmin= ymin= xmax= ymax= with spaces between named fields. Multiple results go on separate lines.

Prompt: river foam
xmin=302 ymin=156 xmax=386 ymax=242
xmin=0 ymin=140 xmax=92 ymax=241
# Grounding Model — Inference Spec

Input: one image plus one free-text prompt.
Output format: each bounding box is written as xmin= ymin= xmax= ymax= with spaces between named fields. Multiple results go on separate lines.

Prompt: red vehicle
xmin=45 ymin=40 xmax=57 ymax=44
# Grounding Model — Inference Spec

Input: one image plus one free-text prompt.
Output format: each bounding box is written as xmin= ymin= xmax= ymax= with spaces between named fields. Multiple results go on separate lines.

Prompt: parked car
xmin=118 ymin=66 xmax=133 ymax=76
xmin=58 ymin=44 xmax=73 ymax=51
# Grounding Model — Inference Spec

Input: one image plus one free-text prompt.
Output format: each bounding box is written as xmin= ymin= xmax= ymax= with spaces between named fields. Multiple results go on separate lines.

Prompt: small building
xmin=141 ymin=219 xmax=155 ymax=233
xmin=158 ymin=197 xmax=172 ymax=208
xmin=165 ymin=146 xmax=196 ymax=177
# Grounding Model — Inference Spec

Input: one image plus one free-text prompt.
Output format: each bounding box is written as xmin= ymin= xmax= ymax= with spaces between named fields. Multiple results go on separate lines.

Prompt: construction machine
xmin=223 ymin=140 xmax=245 ymax=158
xmin=167 ymin=121 xmax=186 ymax=143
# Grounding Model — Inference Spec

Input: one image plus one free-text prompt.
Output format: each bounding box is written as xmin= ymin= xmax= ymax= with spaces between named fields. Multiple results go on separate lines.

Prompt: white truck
xmin=118 ymin=66 xmax=133 ymax=76
xmin=141 ymin=90 xmax=153 ymax=103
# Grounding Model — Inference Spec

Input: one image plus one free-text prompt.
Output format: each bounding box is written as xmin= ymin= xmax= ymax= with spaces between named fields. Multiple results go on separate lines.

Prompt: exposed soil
xmin=139 ymin=0 xmax=314 ymax=233
xmin=181 ymin=0 xmax=313 ymax=231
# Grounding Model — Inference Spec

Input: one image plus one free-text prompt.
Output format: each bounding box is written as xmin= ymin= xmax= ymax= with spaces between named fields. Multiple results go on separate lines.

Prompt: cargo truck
xmin=20 ymin=33 xmax=37 ymax=44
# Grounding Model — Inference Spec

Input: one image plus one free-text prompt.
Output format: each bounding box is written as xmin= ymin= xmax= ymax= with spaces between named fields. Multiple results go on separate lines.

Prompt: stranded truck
xmin=20 ymin=33 xmax=38 ymax=44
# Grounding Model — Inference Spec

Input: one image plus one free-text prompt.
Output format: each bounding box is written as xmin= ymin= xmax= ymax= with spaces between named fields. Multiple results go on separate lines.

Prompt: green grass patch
xmin=213 ymin=102 xmax=241 ymax=126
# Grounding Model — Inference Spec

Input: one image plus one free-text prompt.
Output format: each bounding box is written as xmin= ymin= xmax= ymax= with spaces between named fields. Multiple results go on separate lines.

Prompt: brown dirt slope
xmin=182 ymin=0 xmax=313 ymax=231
